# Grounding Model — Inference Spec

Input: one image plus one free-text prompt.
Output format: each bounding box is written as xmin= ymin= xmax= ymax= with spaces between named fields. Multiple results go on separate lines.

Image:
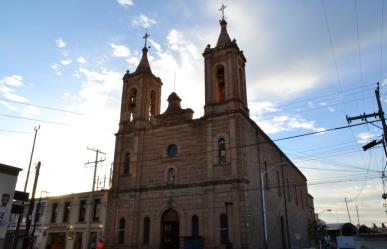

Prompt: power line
xmin=272 ymin=120 xmax=381 ymax=142
xmin=256 ymin=93 xmax=381 ymax=122
xmin=0 ymin=97 xmax=83 ymax=115
xmin=0 ymin=113 xmax=70 ymax=126
xmin=380 ymin=0 xmax=385 ymax=82
xmin=0 ymin=129 xmax=33 ymax=135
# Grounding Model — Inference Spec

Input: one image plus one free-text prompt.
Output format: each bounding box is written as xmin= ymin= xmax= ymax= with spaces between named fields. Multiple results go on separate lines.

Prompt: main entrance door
xmin=161 ymin=209 xmax=179 ymax=249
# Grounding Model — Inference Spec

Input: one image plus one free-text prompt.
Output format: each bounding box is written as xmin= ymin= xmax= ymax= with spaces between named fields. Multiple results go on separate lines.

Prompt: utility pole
xmin=356 ymin=205 xmax=360 ymax=227
xmin=22 ymin=161 xmax=41 ymax=249
xmin=31 ymin=191 xmax=49 ymax=248
xmin=346 ymin=83 xmax=387 ymax=158
xmin=84 ymin=147 xmax=105 ymax=249
xmin=345 ymin=198 xmax=352 ymax=224
xmin=346 ymin=83 xmax=387 ymax=208
xmin=12 ymin=125 xmax=40 ymax=249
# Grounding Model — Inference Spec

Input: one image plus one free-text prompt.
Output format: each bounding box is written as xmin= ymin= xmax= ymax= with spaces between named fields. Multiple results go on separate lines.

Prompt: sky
xmin=0 ymin=0 xmax=386 ymax=226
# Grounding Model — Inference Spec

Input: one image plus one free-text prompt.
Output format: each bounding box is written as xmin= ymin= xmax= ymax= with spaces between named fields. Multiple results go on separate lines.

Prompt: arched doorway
xmin=160 ymin=209 xmax=179 ymax=249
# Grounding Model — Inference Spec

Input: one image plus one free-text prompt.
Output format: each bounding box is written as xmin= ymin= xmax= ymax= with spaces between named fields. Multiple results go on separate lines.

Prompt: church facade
xmin=105 ymin=17 xmax=314 ymax=249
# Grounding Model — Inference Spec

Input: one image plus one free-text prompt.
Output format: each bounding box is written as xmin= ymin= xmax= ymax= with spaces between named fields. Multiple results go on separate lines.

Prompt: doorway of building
xmin=46 ymin=233 xmax=66 ymax=249
xmin=160 ymin=209 xmax=179 ymax=249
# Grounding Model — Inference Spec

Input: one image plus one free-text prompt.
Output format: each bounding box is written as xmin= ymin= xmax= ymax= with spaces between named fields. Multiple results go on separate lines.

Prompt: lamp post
xmin=316 ymin=209 xmax=332 ymax=219
xmin=30 ymin=191 xmax=49 ymax=249
xmin=261 ymin=161 xmax=288 ymax=249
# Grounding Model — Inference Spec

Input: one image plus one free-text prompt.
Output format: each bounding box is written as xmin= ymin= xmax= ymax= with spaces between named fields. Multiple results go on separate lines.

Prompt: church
xmin=105 ymin=9 xmax=314 ymax=249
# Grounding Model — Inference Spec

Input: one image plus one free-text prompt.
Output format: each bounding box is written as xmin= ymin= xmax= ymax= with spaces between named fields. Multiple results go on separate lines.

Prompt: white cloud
xmin=307 ymin=101 xmax=315 ymax=108
xmin=149 ymin=39 xmax=161 ymax=53
xmin=328 ymin=107 xmax=335 ymax=112
xmin=253 ymin=113 xmax=324 ymax=134
xmin=21 ymin=105 xmax=40 ymax=117
xmin=0 ymin=100 xmax=18 ymax=111
xmin=77 ymin=57 xmax=87 ymax=64
xmin=126 ymin=56 xmax=139 ymax=67
xmin=357 ymin=132 xmax=376 ymax=144
xmin=249 ymin=72 xmax=320 ymax=101
xmin=111 ymin=43 xmax=130 ymax=58
xmin=249 ymin=101 xmax=280 ymax=116
xmin=56 ymin=38 xmax=66 ymax=48
xmin=0 ymin=75 xmax=27 ymax=103
xmin=0 ymin=75 xmax=23 ymax=87
xmin=3 ymin=92 xmax=28 ymax=102
xmin=249 ymin=100 xmax=324 ymax=134
xmin=319 ymin=102 xmax=327 ymax=106
xmin=60 ymin=59 xmax=72 ymax=65
xmin=131 ymin=14 xmax=157 ymax=28
xmin=117 ymin=0 xmax=133 ymax=7
xmin=51 ymin=63 xmax=62 ymax=76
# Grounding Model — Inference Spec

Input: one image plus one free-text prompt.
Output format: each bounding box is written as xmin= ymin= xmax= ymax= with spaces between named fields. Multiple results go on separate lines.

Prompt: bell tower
xmin=118 ymin=33 xmax=162 ymax=132
xmin=203 ymin=5 xmax=248 ymax=116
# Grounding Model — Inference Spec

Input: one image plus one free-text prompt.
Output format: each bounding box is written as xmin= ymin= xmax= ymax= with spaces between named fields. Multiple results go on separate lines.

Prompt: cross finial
xmin=143 ymin=32 xmax=150 ymax=48
xmin=219 ymin=2 xmax=227 ymax=20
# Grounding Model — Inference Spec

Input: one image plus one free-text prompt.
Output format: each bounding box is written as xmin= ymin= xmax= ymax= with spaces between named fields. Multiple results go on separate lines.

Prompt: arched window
xmin=124 ymin=153 xmax=130 ymax=175
xmin=220 ymin=214 xmax=228 ymax=244
xmin=149 ymin=91 xmax=156 ymax=119
xmin=118 ymin=218 xmax=125 ymax=244
xmin=218 ymin=138 xmax=226 ymax=164
xmin=143 ymin=217 xmax=150 ymax=244
xmin=192 ymin=215 xmax=199 ymax=237
xmin=129 ymin=88 xmax=137 ymax=108
xmin=167 ymin=168 xmax=176 ymax=185
xmin=216 ymin=66 xmax=225 ymax=103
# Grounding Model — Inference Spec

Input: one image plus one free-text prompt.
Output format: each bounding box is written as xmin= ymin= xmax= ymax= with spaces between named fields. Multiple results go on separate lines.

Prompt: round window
xmin=167 ymin=144 xmax=177 ymax=157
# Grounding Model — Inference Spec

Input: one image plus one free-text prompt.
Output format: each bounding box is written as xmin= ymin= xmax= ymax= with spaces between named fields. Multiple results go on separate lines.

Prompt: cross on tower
xmin=219 ymin=3 xmax=227 ymax=20
xmin=143 ymin=32 xmax=150 ymax=48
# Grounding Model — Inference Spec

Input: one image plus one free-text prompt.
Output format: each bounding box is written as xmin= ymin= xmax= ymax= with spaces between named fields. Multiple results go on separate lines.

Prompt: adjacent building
xmin=6 ymin=190 xmax=107 ymax=249
xmin=0 ymin=163 xmax=22 ymax=249
xmin=105 ymin=14 xmax=314 ymax=249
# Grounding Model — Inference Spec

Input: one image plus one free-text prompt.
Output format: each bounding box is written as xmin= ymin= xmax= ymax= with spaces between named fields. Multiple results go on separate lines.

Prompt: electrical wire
xmin=0 ymin=113 xmax=70 ymax=126
xmin=0 ymin=97 xmax=83 ymax=115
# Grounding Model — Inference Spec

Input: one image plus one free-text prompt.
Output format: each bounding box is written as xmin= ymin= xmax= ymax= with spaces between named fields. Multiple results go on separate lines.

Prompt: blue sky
xmin=0 ymin=0 xmax=386 ymax=226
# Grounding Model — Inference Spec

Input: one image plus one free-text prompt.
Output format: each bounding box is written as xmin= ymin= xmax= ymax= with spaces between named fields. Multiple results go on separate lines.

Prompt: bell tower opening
xmin=215 ymin=66 xmax=225 ymax=103
xmin=149 ymin=90 xmax=156 ymax=120
xmin=128 ymin=88 xmax=137 ymax=122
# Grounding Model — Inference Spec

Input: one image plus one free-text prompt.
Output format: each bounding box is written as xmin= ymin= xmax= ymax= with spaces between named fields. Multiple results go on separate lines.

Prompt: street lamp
xmin=261 ymin=161 xmax=288 ymax=249
xmin=318 ymin=209 xmax=332 ymax=214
